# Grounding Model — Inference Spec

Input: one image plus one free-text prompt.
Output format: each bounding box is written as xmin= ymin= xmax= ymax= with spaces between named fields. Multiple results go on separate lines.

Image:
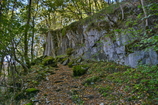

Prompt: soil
xmin=35 ymin=64 xmax=107 ymax=105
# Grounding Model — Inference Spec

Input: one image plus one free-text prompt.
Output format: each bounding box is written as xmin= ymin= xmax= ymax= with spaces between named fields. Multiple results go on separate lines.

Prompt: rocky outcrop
xmin=46 ymin=5 xmax=158 ymax=68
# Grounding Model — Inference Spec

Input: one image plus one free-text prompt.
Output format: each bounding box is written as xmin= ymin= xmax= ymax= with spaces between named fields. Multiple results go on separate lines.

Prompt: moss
xmin=98 ymin=86 xmax=112 ymax=97
xmin=66 ymin=48 xmax=74 ymax=56
xmin=82 ymin=76 xmax=102 ymax=85
xmin=68 ymin=61 xmax=74 ymax=68
xmin=67 ymin=21 xmax=81 ymax=33
xmin=55 ymin=55 xmax=67 ymax=63
xmin=86 ymin=20 xmax=110 ymax=32
xmin=25 ymin=102 xmax=33 ymax=105
xmin=42 ymin=56 xmax=57 ymax=67
xmin=73 ymin=65 xmax=89 ymax=76
xmin=31 ymin=56 xmax=46 ymax=65
xmin=68 ymin=61 xmax=74 ymax=67
xmin=67 ymin=57 xmax=83 ymax=67
xmin=15 ymin=88 xmax=39 ymax=100
xmin=25 ymin=88 xmax=39 ymax=93
xmin=62 ymin=27 xmax=67 ymax=36
xmin=125 ymin=39 xmax=140 ymax=55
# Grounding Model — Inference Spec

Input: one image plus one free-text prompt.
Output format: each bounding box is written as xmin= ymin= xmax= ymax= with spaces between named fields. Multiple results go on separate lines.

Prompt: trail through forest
xmin=35 ymin=64 xmax=106 ymax=104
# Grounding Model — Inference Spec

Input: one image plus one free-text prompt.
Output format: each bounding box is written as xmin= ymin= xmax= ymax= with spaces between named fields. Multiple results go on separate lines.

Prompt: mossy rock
xmin=62 ymin=58 xmax=69 ymax=65
xmin=68 ymin=57 xmax=83 ymax=67
xmin=31 ymin=56 xmax=46 ymax=65
xmin=82 ymin=76 xmax=102 ymax=85
xmin=25 ymin=88 xmax=39 ymax=94
xmin=73 ymin=65 xmax=89 ymax=76
xmin=68 ymin=61 xmax=74 ymax=67
xmin=55 ymin=55 xmax=68 ymax=62
xmin=66 ymin=48 xmax=74 ymax=56
xmin=42 ymin=56 xmax=57 ymax=67
xmin=25 ymin=102 xmax=33 ymax=105
xmin=15 ymin=88 xmax=39 ymax=100
xmin=36 ymin=74 xmax=46 ymax=81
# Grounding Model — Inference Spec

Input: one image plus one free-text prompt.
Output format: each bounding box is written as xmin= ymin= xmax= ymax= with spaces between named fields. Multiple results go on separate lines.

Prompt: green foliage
xmin=66 ymin=48 xmax=74 ymax=56
xmin=98 ymin=86 xmax=111 ymax=97
xmin=68 ymin=61 xmax=74 ymax=67
xmin=31 ymin=56 xmax=46 ymax=65
xmin=122 ymin=1 xmax=158 ymax=52
xmin=55 ymin=55 xmax=68 ymax=63
xmin=124 ymin=65 xmax=158 ymax=100
xmin=25 ymin=102 xmax=33 ymax=105
xmin=73 ymin=65 xmax=89 ymax=76
xmin=67 ymin=57 xmax=82 ymax=67
xmin=42 ymin=56 xmax=57 ymax=67
xmin=82 ymin=76 xmax=102 ymax=85
xmin=25 ymin=88 xmax=39 ymax=93
xmin=15 ymin=88 xmax=39 ymax=100
xmin=71 ymin=94 xmax=84 ymax=104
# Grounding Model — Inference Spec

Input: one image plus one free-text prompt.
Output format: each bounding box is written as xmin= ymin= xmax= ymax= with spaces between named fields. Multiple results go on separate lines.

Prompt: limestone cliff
xmin=45 ymin=3 xmax=158 ymax=67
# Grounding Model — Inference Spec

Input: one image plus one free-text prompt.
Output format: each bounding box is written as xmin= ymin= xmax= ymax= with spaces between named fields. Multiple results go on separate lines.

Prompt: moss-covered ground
xmin=1 ymin=58 xmax=157 ymax=105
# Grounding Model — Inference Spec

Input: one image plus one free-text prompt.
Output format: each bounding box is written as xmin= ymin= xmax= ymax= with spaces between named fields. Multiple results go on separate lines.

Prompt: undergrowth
xmin=83 ymin=61 xmax=158 ymax=104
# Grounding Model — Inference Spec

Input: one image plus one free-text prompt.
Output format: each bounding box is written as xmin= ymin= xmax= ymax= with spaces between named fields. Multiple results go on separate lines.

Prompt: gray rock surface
xmin=47 ymin=19 xmax=158 ymax=68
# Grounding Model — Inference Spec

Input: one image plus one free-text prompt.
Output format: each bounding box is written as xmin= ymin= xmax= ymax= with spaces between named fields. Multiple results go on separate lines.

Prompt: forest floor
xmin=0 ymin=60 xmax=157 ymax=105
xmin=35 ymin=64 xmax=106 ymax=105
xmin=32 ymin=62 xmax=157 ymax=105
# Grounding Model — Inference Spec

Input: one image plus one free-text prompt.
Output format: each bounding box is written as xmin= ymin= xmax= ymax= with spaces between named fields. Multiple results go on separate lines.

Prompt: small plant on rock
xmin=82 ymin=76 xmax=102 ymax=85
xmin=42 ymin=56 xmax=57 ymax=67
xmin=68 ymin=61 xmax=74 ymax=67
xmin=73 ymin=65 xmax=89 ymax=76
xmin=66 ymin=48 xmax=74 ymax=56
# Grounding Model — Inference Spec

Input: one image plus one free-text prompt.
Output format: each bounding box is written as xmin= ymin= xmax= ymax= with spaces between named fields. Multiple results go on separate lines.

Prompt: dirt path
xmin=35 ymin=64 xmax=107 ymax=105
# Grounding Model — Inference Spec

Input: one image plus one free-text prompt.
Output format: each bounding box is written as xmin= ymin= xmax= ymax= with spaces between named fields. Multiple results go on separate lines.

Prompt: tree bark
xmin=24 ymin=0 xmax=32 ymax=71
xmin=44 ymin=31 xmax=55 ymax=57
xmin=140 ymin=0 xmax=148 ymax=27
xmin=31 ymin=16 xmax=35 ymax=62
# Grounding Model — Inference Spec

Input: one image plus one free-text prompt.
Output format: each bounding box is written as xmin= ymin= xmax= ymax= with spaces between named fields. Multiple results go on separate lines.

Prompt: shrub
xmin=73 ymin=65 xmax=89 ymax=76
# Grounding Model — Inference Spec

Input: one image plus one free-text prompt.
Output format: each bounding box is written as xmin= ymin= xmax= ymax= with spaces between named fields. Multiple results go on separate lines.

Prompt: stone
xmin=100 ymin=103 xmax=104 ymax=105
xmin=54 ymin=80 xmax=63 ymax=83
xmin=32 ymin=99 xmax=39 ymax=102
xmin=47 ymin=12 xmax=158 ymax=68
xmin=62 ymin=58 xmax=69 ymax=65
xmin=55 ymin=89 xmax=62 ymax=92
xmin=84 ymin=95 xmax=94 ymax=99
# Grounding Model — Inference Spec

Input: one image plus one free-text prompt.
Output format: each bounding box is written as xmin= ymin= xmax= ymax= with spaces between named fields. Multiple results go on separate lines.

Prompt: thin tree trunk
xmin=24 ymin=0 xmax=32 ymax=71
xmin=0 ymin=56 xmax=4 ymax=73
xmin=119 ymin=4 xmax=124 ymax=20
xmin=11 ymin=41 xmax=29 ymax=74
xmin=140 ymin=0 xmax=148 ymax=27
xmin=31 ymin=16 xmax=35 ymax=62
xmin=115 ymin=0 xmax=124 ymax=20
xmin=0 ymin=0 xmax=2 ymax=19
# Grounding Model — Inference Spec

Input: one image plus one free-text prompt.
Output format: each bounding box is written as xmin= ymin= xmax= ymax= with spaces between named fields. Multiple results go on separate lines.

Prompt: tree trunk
xmin=0 ymin=56 xmax=4 ymax=73
xmin=24 ymin=0 xmax=32 ymax=71
xmin=31 ymin=16 xmax=35 ymax=62
xmin=44 ymin=31 xmax=55 ymax=57
xmin=140 ymin=0 xmax=148 ymax=27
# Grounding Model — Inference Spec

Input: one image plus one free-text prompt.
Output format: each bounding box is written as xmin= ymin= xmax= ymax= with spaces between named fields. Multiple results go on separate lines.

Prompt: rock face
xmin=46 ymin=5 xmax=158 ymax=68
